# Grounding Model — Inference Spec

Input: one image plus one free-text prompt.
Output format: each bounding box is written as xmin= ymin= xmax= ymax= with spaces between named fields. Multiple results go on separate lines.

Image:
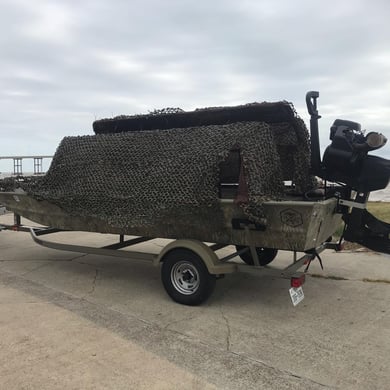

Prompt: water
xmin=0 ymin=172 xmax=35 ymax=179
xmin=369 ymin=186 xmax=390 ymax=202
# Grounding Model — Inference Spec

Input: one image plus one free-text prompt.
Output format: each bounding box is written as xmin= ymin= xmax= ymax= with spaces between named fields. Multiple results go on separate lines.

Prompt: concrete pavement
xmin=0 ymin=213 xmax=389 ymax=389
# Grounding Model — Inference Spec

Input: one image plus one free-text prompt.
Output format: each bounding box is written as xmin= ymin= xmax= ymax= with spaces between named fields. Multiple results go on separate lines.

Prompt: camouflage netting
xmin=15 ymin=102 xmax=315 ymax=230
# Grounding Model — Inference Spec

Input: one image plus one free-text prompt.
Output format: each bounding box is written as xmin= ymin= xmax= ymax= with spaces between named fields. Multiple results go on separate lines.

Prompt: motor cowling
xmin=322 ymin=119 xmax=389 ymax=192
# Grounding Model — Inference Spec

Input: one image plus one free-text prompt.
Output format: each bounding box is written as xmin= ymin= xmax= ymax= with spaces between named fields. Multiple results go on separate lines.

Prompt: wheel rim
xmin=170 ymin=261 xmax=200 ymax=295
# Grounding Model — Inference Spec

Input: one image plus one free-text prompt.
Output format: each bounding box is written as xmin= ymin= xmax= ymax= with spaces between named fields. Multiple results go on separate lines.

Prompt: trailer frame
xmin=1 ymin=212 xmax=341 ymax=305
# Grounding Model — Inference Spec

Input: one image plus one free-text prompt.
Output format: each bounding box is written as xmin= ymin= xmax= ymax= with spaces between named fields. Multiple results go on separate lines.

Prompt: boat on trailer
xmin=0 ymin=91 xmax=389 ymax=305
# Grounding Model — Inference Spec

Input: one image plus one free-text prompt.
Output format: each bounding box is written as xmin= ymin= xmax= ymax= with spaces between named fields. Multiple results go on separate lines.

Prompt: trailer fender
xmin=155 ymin=239 xmax=237 ymax=274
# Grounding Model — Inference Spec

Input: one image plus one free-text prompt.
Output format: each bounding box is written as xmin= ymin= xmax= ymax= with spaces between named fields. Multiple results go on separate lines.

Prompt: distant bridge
xmin=0 ymin=155 xmax=53 ymax=175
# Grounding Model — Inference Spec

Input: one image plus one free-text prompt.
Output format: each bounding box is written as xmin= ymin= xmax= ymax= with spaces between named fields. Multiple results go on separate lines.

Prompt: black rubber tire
xmin=235 ymin=246 xmax=278 ymax=266
xmin=161 ymin=249 xmax=216 ymax=306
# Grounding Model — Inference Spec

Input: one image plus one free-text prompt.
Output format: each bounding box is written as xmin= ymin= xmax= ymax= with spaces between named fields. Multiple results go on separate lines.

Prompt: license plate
xmin=289 ymin=286 xmax=304 ymax=306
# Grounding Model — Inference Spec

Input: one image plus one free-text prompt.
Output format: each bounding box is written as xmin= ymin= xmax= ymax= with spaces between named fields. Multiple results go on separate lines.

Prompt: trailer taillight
xmin=291 ymin=274 xmax=305 ymax=288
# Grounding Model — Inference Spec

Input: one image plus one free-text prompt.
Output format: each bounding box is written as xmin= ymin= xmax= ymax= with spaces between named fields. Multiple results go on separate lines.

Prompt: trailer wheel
xmin=161 ymin=249 xmax=216 ymax=305
xmin=235 ymin=245 xmax=278 ymax=266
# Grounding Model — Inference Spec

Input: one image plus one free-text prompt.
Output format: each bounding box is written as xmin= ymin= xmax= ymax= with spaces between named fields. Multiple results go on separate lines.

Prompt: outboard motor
xmin=322 ymin=120 xmax=389 ymax=192
xmin=306 ymin=91 xmax=390 ymax=254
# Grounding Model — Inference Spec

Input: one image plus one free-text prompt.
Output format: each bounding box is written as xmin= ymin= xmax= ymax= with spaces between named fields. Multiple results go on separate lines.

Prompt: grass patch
xmin=367 ymin=201 xmax=390 ymax=222
xmin=333 ymin=202 xmax=390 ymax=250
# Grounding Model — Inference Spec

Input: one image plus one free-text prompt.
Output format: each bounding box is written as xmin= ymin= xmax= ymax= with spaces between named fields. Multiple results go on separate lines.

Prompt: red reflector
xmin=291 ymin=274 xmax=305 ymax=288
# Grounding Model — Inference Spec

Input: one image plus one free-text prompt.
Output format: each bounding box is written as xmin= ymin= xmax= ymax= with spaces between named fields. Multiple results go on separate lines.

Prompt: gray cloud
xmin=1 ymin=0 xmax=390 ymax=173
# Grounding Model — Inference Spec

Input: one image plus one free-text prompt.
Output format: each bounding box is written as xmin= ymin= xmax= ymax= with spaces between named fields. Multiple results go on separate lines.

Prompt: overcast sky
xmin=1 ymin=0 xmax=389 ymax=172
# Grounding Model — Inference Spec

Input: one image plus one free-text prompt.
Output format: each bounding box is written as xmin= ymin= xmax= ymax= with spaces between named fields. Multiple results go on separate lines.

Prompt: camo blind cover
xmin=28 ymin=103 xmax=313 ymax=229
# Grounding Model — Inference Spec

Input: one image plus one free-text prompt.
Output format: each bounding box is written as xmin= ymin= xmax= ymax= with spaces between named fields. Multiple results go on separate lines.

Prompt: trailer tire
xmin=161 ymin=248 xmax=216 ymax=305
xmin=235 ymin=246 xmax=278 ymax=266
